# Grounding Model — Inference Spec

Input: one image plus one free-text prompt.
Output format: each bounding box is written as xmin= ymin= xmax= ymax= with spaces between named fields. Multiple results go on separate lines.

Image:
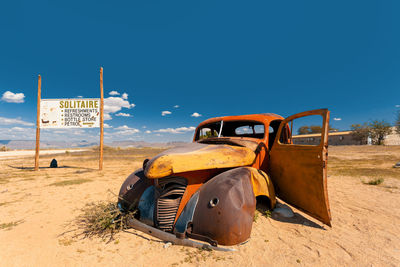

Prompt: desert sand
xmin=0 ymin=146 xmax=399 ymax=267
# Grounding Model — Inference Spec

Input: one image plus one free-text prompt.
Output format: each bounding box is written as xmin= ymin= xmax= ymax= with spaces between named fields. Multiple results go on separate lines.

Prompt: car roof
xmin=197 ymin=113 xmax=284 ymax=128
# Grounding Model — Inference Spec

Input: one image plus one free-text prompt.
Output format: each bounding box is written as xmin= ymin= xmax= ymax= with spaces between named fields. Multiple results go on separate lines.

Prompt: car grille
xmin=155 ymin=177 xmax=187 ymax=232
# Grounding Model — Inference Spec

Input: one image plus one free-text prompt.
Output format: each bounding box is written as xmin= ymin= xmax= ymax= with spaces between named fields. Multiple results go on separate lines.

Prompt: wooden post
xmin=34 ymin=75 xmax=41 ymax=171
xmin=99 ymin=67 xmax=104 ymax=170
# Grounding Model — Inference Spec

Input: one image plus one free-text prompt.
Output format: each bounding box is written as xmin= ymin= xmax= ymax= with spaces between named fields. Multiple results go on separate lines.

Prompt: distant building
xmin=293 ymin=131 xmax=355 ymax=146
xmin=384 ymin=127 xmax=400 ymax=145
xmin=292 ymin=127 xmax=400 ymax=146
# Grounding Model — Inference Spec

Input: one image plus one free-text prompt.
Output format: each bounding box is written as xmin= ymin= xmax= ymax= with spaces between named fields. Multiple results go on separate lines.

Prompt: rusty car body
xmin=118 ymin=109 xmax=331 ymax=247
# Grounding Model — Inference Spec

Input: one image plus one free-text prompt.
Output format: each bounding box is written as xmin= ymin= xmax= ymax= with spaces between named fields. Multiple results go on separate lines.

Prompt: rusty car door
xmin=269 ymin=109 xmax=331 ymax=226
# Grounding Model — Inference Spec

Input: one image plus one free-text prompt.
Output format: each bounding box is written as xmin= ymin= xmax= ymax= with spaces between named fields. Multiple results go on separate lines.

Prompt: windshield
xmin=195 ymin=120 xmax=265 ymax=140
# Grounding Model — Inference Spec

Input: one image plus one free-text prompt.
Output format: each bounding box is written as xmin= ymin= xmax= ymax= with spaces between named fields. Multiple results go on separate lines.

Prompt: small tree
xmin=329 ymin=125 xmax=339 ymax=132
xmin=309 ymin=125 xmax=322 ymax=134
xmin=298 ymin=126 xmax=310 ymax=135
xmin=350 ymin=123 xmax=370 ymax=145
xmin=298 ymin=125 xmax=337 ymax=135
xmin=368 ymin=120 xmax=392 ymax=145
xmin=395 ymin=110 xmax=400 ymax=135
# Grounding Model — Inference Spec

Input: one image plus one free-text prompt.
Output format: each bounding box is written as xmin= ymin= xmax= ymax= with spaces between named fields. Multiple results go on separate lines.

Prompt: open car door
xmin=269 ymin=109 xmax=331 ymax=226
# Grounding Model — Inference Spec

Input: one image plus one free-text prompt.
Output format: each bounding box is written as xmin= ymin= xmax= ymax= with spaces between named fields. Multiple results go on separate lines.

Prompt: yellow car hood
xmin=144 ymin=143 xmax=256 ymax=179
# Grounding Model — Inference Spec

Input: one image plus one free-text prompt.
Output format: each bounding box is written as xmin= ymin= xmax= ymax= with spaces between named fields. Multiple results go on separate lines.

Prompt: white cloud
xmin=0 ymin=127 xmax=100 ymax=142
xmin=109 ymin=91 xmax=120 ymax=96
xmin=396 ymin=105 xmax=400 ymax=108
xmin=191 ymin=112 xmax=202 ymax=117
xmin=162 ymin=111 xmax=172 ymax=116
xmin=333 ymin=118 xmax=342 ymax=121
xmin=73 ymin=130 xmax=85 ymax=135
xmin=114 ymin=125 xmax=140 ymax=135
xmin=11 ymin=127 xmax=25 ymax=131
xmin=115 ymin=125 xmax=132 ymax=130
xmin=155 ymin=126 xmax=195 ymax=134
xmin=0 ymin=126 xmax=35 ymax=140
xmin=1 ymin=91 xmax=25 ymax=103
xmin=0 ymin=126 xmax=104 ymax=142
xmin=53 ymin=130 xmax=68 ymax=134
xmin=142 ymin=126 xmax=147 ymax=128
xmin=104 ymin=96 xmax=135 ymax=120
xmin=104 ymin=113 xmax=112 ymax=120
xmin=115 ymin=112 xmax=131 ymax=117
xmin=77 ymin=96 xmax=83 ymax=98
xmin=174 ymin=105 xmax=179 ymax=108
xmin=122 ymin=93 xmax=128 ymax=100
xmin=104 ymin=97 xmax=135 ymax=113
xmin=104 ymin=123 xmax=112 ymax=128
xmin=0 ymin=116 xmax=34 ymax=126
xmin=145 ymin=130 xmax=151 ymax=134
xmin=40 ymin=128 xmax=99 ymax=142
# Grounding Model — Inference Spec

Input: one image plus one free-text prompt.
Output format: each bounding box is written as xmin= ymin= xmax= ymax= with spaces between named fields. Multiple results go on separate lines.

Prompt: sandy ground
xmin=0 ymin=146 xmax=399 ymax=267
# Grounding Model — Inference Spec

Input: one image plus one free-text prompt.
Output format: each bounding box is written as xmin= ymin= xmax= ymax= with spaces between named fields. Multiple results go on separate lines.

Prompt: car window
xmin=196 ymin=120 xmax=265 ymax=140
xmin=235 ymin=126 xmax=253 ymax=135
xmin=199 ymin=127 xmax=218 ymax=140
xmin=254 ymin=125 xmax=264 ymax=134
xmin=279 ymin=114 xmax=324 ymax=146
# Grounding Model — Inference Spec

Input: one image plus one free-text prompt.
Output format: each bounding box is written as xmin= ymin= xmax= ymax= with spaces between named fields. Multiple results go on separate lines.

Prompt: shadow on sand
xmin=257 ymin=200 xmax=325 ymax=230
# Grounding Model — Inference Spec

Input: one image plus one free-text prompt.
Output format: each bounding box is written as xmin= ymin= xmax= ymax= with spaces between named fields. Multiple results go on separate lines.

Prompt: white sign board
xmin=40 ymin=99 xmax=100 ymax=128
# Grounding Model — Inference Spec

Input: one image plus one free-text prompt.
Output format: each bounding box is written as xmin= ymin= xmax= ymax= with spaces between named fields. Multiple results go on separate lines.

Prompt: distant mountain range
xmin=0 ymin=140 xmax=186 ymax=149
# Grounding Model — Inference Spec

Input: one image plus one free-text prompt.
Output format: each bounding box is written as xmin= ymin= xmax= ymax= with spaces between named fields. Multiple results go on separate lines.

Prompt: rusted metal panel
xmin=247 ymin=167 xmax=276 ymax=209
xmin=118 ymin=169 xmax=152 ymax=212
xmin=144 ymin=143 xmax=255 ymax=179
xmin=190 ymin=168 xmax=257 ymax=246
xmin=269 ymin=109 xmax=331 ymax=226
xmin=127 ymin=218 xmax=235 ymax=251
xmin=197 ymin=137 xmax=259 ymax=151
xmin=172 ymin=169 xmax=226 ymax=224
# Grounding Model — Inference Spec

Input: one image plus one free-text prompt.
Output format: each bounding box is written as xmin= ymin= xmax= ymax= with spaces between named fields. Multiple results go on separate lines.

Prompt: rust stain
xmin=144 ymin=143 xmax=255 ymax=179
xmin=269 ymin=109 xmax=331 ymax=226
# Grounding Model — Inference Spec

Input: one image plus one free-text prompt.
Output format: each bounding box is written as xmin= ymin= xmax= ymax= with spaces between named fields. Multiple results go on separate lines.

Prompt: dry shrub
xmin=0 ymin=146 xmax=10 ymax=152
xmin=69 ymin=201 xmax=136 ymax=242
xmin=0 ymin=220 xmax=24 ymax=230
xmin=50 ymin=179 xmax=92 ymax=187
xmin=362 ymin=178 xmax=384 ymax=186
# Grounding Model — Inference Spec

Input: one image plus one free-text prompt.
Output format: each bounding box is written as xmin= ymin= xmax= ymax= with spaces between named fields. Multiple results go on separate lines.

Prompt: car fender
xmin=175 ymin=167 xmax=276 ymax=246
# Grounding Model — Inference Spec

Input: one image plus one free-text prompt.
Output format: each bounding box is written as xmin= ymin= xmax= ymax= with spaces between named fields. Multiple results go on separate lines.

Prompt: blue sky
xmin=0 ymin=0 xmax=399 ymax=142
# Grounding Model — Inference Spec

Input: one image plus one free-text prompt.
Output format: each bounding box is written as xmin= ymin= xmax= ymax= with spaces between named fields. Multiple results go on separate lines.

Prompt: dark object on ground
xmin=394 ymin=162 xmax=400 ymax=168
xmin=50 ymin=159 xmax=58 ymax=168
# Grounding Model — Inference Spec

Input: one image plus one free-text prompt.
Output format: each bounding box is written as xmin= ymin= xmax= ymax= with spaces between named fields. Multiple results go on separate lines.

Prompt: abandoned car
xmin=118 ymin=109 xmax=331 ymax=247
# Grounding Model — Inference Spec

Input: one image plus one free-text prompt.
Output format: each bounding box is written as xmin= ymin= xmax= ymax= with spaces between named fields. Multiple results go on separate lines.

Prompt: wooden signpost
xmin=34 ymin=68 xmax=104 ymax=171
xmin=34 ymin=75 xmax=41 ymax=171
xmin=99 ymin=67 xmax=104 ymax=170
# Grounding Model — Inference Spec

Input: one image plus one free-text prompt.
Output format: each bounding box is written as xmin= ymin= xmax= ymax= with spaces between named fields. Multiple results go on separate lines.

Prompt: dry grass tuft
xmin=179 ymin=247 xmax=215 ymax=264
xmin=58 ymin=238 xmax=74 ymax=246
xmin=0 ymin=178 xmax=9 ymax=184
xmin=0 ymin=145 xmax=10 ymax=152
xmin=362 ymin=178 xmax=384 ymax=185
xmin=0 ymin=220 xmax=24 ymax=230
xmin=0 ymin=201 xmax=16 ymax=207
xmin=50 ymin=179 xmax=92 ymax=187
xmin=328 ymin=154 xmax=400 ymax=179
xmin=69 ymin=201 xmax=136 ymax=243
